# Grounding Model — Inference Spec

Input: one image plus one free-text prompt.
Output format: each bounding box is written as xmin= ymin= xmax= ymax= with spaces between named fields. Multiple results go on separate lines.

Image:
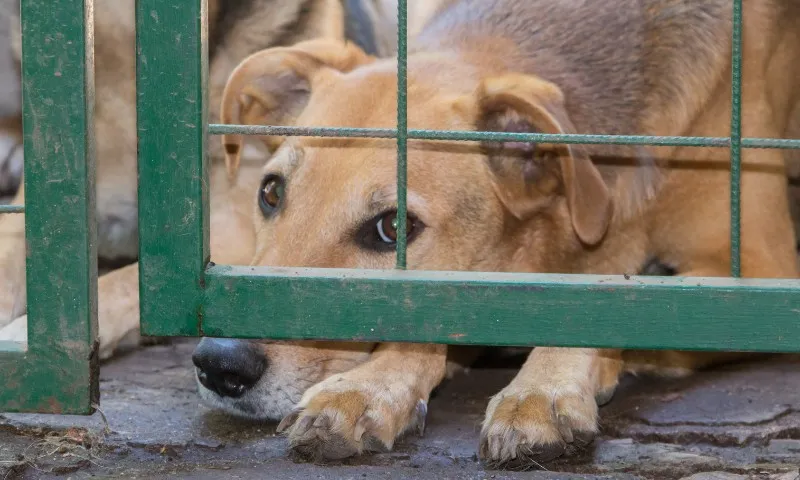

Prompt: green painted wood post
xmin=136 ymin=0 xmax=209 ymax=336
xmin=0 ymin=0 xmax=98 ymax=414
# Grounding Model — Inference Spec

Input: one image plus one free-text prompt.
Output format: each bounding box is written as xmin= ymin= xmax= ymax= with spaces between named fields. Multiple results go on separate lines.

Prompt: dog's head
xmin=193 ymin=39 xmax=613 ymax=420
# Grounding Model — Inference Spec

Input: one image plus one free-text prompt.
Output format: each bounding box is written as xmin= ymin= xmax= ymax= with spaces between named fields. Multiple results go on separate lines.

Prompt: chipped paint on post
xmin=0 ymin=0 xmax=98 ymax=414
xmin=136 ymin=0 xmax=209 ymax=337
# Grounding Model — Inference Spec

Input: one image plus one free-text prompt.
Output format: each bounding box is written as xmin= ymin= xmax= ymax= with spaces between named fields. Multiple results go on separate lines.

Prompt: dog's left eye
xmin=258 ymin=175 xmax=284 ymax=216
xmin=357 ymin=210 xmax=422 ymax=252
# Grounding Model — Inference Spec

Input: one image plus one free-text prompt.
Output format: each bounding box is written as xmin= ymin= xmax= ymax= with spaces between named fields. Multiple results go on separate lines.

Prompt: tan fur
xmin=0 ymin=0 xmax=441 ymax=336
xmin=0 ymin=0 xmax=447 ymax=415
xmin=201 ymin=0 xmax=800 ymax=468
xmin=1 ymin=0 xmax=797 ymax=471
xmin=0 ymin=0 xmax=448 ymax=380
xmin=0 ymin=0 xmax=350 ymax=325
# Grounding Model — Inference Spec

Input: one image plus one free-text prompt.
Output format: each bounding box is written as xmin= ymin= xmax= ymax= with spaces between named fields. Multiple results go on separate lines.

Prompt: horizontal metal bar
xmin=409 ymin=130 xmax=730 ymax=147
xmin=208 ymin=124 xmax=800 ymax=150
xmin=209 ymin=124 xmax=397 ymax=138
xmin=742 ymin=138 xmax=800 ymax=149
xmin=189 ymin=265 xmax=800 ymax=353
xmin=0 ymin=205 xmax=25 ymax=214
xmin=209 ymin=124 xmax=728 ymax=146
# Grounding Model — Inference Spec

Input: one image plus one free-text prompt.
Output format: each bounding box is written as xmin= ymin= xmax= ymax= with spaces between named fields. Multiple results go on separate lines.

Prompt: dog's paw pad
xmin=479 ymin=391 xmax=598 ymax=469
xmin=480 ymin=433 xmax=566 ymax=470
xmin=277 ymin=385 xmax=427 ymax=463
xmin=279 ymin=409 xmax=369 ymax=461
xmin=279 ymin=407 xmax=388 ymax=461
xmin=276 ymin=391 xmax=396 ymax=461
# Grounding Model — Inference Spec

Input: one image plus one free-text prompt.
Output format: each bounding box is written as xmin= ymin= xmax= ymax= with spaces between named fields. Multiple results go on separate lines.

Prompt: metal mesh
xmin=5 ymin=0 xmax=794 ymax=273
xmin=207 ymin=0 xmax=800 ymax=279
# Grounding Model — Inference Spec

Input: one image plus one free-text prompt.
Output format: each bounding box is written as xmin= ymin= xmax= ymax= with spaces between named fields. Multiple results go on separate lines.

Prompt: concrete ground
xmin=2 ymin=341 xmax=800 ymax=480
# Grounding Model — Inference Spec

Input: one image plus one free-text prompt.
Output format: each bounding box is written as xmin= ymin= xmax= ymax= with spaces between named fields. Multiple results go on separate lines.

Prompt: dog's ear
xmin=459 ymin=74 xmax=612 ymax=245
xmin=220 ymin=39 xmax=374 ymax=179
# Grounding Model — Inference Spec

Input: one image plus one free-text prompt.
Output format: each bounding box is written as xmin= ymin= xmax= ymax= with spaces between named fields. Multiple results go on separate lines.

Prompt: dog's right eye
xmin=356 ymin=210 xmax=422 ymax=252
xmin=258 ymin=175 xmax=284 ymax=216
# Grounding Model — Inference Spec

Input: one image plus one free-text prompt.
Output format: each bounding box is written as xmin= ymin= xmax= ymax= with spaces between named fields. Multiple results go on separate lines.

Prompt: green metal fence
xmin=138 ymin=0 xmax=800 ymax=351
xmin=3 ymin=0 xmax=800 ymax=414
xmin=0 ymin=0 xmax=98 ymax=414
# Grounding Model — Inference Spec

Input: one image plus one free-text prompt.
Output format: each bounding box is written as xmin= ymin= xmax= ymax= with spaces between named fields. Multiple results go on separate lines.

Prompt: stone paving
xmin=2 ymin=341 xmax=800 ymax=479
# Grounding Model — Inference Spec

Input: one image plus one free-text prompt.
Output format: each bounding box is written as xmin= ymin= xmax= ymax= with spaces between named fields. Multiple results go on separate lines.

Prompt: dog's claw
xmin=294 ymin=414 xmax=316 ymax=436
xmin=595 ymin=387 xmax=616 ymax=407
xmin=557 ymin=414 xmax=574 ymax=443
xmin=353 ymin=415 xmax=373 ymax=442
xmin=415 ymin=399 xmax=428 ymax=436
xmin=312 ymin=415 xmax=332 ymax=430
xmin=276 ymin=408 xmax=303 ymax=434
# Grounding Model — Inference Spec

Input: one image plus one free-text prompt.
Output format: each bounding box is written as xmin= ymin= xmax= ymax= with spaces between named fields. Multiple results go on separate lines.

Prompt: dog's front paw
xmin=276 ymin=375 xmax=427 ymax=462
xmin=479 ymin=386 xmax=598 ymax=469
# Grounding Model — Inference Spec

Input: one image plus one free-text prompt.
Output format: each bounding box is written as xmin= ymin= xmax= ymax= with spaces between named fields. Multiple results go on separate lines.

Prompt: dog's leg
xmin=94 ymin=263 xmax=141 ymax=360
xmin=0 ymin=116 xmax=25 ymax=326
xmin=620 ymin=264 xmax=785 ymax=380
xmin=622 ymin=350 xmax=762 ymax=378
xmin=479 ymin=347 xmax=622 ymax=468
xmin=0 ymin=314 xmax=25 ymax=342
xmin=0 ymin=262 xmax=142 ymax=359
xmin=0 ymin=179 xmax=26 ymax=326
xmin=478 ymin=256 xmax=789 ymax=469
xmin=277 ymin=342 xmax=447 ymax=461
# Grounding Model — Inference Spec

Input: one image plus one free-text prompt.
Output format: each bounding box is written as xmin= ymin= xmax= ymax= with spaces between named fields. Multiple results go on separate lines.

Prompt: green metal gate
xmin=3 ymin=0 xmax=800 ymax=414
xmin=0 ymin=0 xmax=97 ymax=414
xmin=137 ymin=0 xmax=800 ymax=348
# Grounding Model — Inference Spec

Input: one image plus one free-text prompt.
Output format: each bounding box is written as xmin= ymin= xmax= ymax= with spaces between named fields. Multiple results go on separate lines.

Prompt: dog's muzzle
xmin=192 ymin=338 xmax=267 ymax=398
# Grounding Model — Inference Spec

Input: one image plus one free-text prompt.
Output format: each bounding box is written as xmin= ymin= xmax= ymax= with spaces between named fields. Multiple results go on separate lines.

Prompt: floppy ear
xmin=463 ymin=74 xmax=613 ymax=245
xmin=220 ymin=39 xmax=374 ymax=179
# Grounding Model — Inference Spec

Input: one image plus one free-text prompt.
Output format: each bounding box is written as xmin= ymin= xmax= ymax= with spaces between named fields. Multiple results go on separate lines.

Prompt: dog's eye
xmin=258 ymin=175 xmax=284 ymax=216
xmin=376 ymin=213 xmax=400 ymax=243
xmin=357 ymin=210 xmax=422 ymax=252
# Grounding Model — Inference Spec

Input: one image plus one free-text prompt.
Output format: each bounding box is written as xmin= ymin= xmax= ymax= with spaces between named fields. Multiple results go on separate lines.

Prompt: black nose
xmin=192 ymin=338 xmax=267 ymax=398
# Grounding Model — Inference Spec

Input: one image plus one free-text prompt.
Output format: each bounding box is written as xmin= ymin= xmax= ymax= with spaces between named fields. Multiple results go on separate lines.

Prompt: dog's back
xmin=414 ymin=0 xmax=799 ymax=139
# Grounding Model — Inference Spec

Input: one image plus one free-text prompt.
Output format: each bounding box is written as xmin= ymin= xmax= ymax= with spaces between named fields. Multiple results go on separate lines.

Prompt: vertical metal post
xmin=0 ymin=0 xmax=98 ymax=414
xmin=136 ymin=0 xmax=210 ymax=335
xmin=729 ymin=0 xmax=743 ymax=277
xmin=395 ymin=0 xmax=409 ymax=269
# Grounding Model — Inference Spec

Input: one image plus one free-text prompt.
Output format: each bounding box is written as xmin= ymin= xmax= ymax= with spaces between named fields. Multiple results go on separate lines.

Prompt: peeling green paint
xmin=0 ymin=0 xmax=98 ymax=414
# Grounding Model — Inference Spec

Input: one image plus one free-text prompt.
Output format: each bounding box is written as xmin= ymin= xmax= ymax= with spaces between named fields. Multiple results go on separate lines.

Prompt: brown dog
xmin=0 ymin=0 xmax=446 ymax=355
xmin=194 ymin=0 xmax=800 ymax=469
xmin=0 ymin=0 xmax=346 ymax=326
